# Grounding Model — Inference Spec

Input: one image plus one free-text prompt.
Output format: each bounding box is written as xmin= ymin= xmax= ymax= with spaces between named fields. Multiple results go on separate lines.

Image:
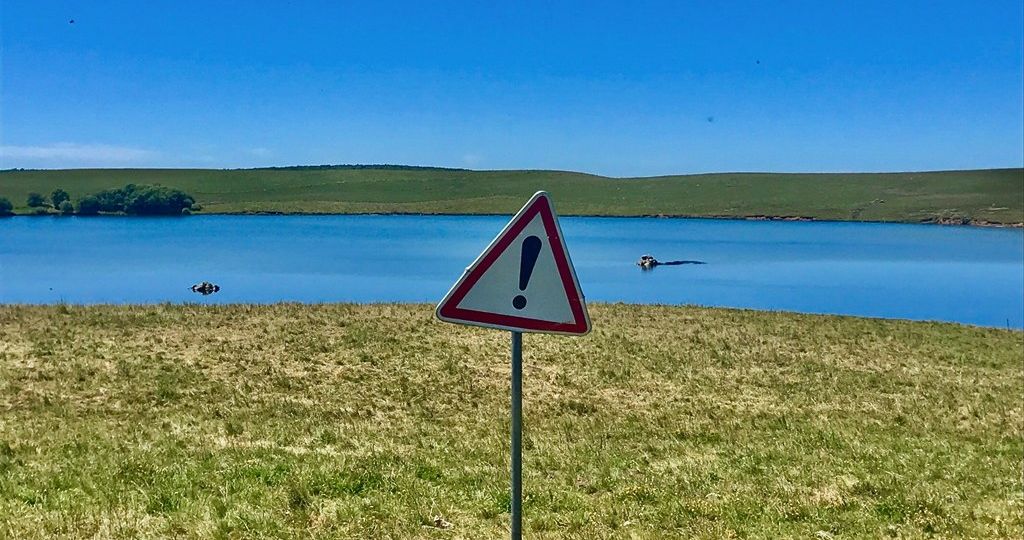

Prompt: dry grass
xmin=0 ymin=304 xmax=1021 ymax=538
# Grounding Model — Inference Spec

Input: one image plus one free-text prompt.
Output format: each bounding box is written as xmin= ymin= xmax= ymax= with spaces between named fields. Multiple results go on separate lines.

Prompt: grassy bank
xmin=1 ymin=167 xmax=1022 ymax=224
xmin=0 ymin=304 xmax=1020 ymax=538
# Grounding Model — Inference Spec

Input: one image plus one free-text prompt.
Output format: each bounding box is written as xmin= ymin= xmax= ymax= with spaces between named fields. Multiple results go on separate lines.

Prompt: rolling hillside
xmin=1 ymin=167 xmax=1021 ymax=224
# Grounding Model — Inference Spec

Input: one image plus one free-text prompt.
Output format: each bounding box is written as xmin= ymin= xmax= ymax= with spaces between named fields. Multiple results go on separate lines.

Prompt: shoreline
xmin=4 ymin=210 xmax=1022 ymax=228
xmin=1 ymin=301 xmax=1019 ymax=331
xmin=3 ymin=167 xmax=1020 ymax=226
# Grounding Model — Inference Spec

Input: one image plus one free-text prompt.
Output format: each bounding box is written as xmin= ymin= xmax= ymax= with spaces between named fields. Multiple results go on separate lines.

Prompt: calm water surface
xmin=1 ymin=215 xmax=1021 ymax=328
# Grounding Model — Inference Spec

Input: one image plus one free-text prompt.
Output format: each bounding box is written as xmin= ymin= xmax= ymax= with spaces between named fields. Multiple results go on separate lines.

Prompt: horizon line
xmin=2 ymin=164 xmax=1022 ymax=180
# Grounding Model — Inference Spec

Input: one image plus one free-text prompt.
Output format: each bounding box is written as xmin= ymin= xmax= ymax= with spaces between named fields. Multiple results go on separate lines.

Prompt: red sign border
xmin=435 ymin=192 xmax=591 ymax=335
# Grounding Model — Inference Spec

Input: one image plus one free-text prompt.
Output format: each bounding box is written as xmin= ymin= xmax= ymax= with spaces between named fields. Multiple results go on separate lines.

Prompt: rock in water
xmin=190 ymin=281 xmax=220 ymax=295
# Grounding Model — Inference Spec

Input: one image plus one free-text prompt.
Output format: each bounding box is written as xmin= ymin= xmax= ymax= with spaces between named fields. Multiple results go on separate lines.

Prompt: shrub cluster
xmin=51 ymin=189 xmax=70 ymax=207
xmin=76 ymin=184 xmax=196 ymax=216
xmin=0 ymin=184 xmax=198 ymax=216
xmin=27 ymin=192 xmax=47 ymax=207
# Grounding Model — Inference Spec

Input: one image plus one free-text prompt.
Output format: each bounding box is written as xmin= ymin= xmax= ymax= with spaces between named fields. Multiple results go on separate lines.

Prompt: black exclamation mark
xmin=512 ymin=236 xmax=542 ymax=310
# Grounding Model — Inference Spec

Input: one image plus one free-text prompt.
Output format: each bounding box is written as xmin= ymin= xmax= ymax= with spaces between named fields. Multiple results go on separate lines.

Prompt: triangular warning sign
xmin=436 ymin=191 xmax=591 ymax=335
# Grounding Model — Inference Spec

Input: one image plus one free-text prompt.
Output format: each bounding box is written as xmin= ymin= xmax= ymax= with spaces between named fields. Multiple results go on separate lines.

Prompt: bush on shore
xmin=51 ymin=189 xmax=70 ymax=207
xmin=124 ymin=185 xmax=195 ymax=215
xmin=27 ymin=192 xmax=47 ymax=207
xmin=0 ymin=197 xmax=13 ymax=216
xmin=76 ymin=195 xmax=101 ymax=216
xmin=69 ymin=184 xmax=197 ymax=216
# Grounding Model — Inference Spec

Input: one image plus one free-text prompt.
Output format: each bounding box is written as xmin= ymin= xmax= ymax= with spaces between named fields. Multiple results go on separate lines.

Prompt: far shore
xmin=3 ymin=210 xmax=1022 ymax=228
xmin=2 ymin=166 xmax=1022 ymax=225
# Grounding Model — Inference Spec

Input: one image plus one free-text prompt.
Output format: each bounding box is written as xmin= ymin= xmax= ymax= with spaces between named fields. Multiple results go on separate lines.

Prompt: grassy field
xmin=1 ymin=167 xmax=1022 ymax=224
xmin=0 ymin=304 xmax=1020 ymax=538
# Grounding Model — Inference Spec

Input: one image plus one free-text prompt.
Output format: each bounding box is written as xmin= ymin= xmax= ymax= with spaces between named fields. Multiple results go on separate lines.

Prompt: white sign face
xmin=458 ymin=212 xmax=575 ymax=323
xmin=436 ymin=191 xmax=591 ymax=335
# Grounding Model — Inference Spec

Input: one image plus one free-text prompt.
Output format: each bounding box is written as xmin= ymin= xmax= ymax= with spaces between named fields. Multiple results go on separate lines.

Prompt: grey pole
xmin=510 ymin=331 xmax=523 ymax=539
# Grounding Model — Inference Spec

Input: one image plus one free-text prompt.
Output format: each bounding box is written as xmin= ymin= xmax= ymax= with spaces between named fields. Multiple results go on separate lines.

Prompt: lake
xmin=1 ymin=215 xmax=1021 ymax=328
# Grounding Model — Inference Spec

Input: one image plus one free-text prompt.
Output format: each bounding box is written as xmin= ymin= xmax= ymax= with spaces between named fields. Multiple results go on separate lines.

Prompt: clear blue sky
xmin=2 ymin=1 xmax=1022 ymax=176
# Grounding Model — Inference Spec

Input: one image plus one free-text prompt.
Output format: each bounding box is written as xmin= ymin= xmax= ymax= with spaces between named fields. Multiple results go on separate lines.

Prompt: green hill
xmin=1 ymin=167 xmax=1021 ymax=224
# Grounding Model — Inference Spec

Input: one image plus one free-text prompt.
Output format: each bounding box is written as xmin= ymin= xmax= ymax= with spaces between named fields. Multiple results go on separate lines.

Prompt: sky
xmin=1 ymin=1 xmax=1022 ymax=176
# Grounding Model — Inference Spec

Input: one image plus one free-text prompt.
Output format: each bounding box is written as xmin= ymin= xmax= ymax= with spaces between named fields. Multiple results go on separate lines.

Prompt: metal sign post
xmin=510 ymin=331 xmax=523 ymax=539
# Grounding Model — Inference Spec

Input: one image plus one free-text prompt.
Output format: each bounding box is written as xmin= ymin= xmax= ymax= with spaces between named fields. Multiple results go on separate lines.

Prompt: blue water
xmin=1 ymin=215 xmax=1021 ymax=328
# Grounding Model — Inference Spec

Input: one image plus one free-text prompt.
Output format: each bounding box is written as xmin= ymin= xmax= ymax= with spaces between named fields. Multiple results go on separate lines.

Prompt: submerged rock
xmin=637 ymin=254 xmax=659 ymax=268
xmin=637 ymin=255 xmax=706 ymax=270
xmin=190 ymin=281 xmax=220 ymax=295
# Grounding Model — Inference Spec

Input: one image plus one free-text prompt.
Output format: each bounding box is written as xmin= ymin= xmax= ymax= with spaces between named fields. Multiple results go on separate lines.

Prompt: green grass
xmin=1 ymin=167 xmax=1022 ymax=224
xmin=0 ymin=304 xmax=1020 ymax=538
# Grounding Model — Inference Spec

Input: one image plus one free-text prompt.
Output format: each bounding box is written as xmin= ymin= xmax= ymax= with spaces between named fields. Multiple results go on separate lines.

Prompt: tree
xmin=27 ymin=192 xmax=46 ymax=207
xmin=51 ymin=189 xmax=70 ymax=207
xmin=0 ymin=197 xmax=13 ymax=216
xmin=59 ymin=201 xmax=75 ymax=215
xmin=76 ymin=195 xmax=100 ymax=215
xmin=123 ymin=185 xmax=195 ymax=215
xmin=70 ymin=184 xmax=197 ymax=215
xmin=94 ymin=187 xmax=129 ymax=212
